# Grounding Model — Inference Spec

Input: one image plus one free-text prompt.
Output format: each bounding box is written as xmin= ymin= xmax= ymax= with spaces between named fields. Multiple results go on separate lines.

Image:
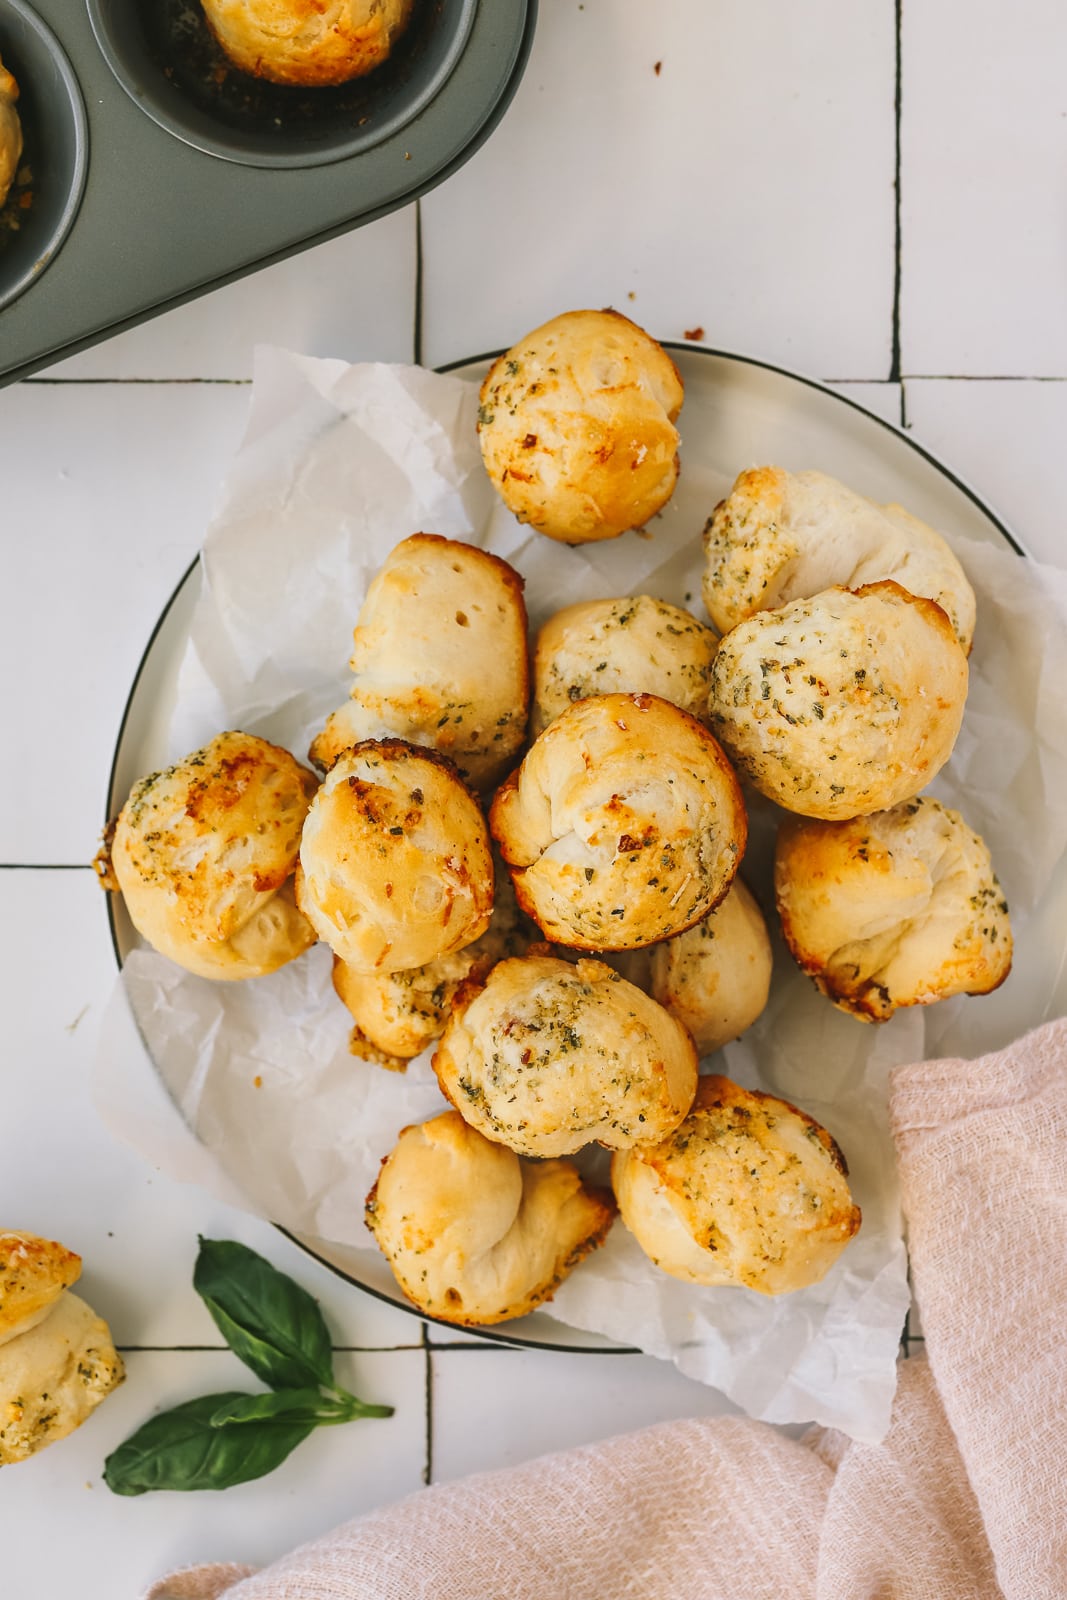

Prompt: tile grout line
xmin=413 ymin=198 xmax=424 ymax=368
xmin=0 ymin=862 xmax=94 ymax=870
xmin=889 ymin=0 xmax=903 ymax=383
xmin=22 ymin=377 xmax=253 ymax=386
xmin=421 ymin=1322 xmax=434 ymax=1486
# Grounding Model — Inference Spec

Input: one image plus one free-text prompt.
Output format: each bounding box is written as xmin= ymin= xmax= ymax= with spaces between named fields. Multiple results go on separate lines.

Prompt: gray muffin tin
xmin=0 ymin=0 xmax=535 ymax=384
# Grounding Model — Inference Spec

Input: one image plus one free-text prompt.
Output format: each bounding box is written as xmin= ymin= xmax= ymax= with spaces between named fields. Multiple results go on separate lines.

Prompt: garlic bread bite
xmin=201 ymin=0 xmax=416 ymax=86
xmin=708 ymin=582 xmax=968 ymax=820
xmin=433 ymin=952 xmax=698 ymax=1158
xmin=0 ymin=55 xmax=22 ymax=209
xmin=310 ymin=534 xmax=529 ymax=791
xmin=365 ymin=1111 xmax=614 ymax=1325
xmin=531 ymin=595 xmax=718 ymax=737
xmin=491 ymin=692 xmax=747 ymax=950
xmin=0 ymin=1233 xmax=124 ymax=1466
xmin=775 ymin=797 xmax=1012 ymax=1022
xmin=702 ymin=467 xmax=976 ymax=650
xmin=612 ymin=1076 xmax=861 ymax=1295
xmin=332 ymin=864 xmax=530 ymax=1063
xmin=647 ymin=879 xmax=773 ymax=1056
xmin=478 ymin=309 xmax=684 ymax=543
xmin=297 ymin=740 xmax=493 ymax=973
xmin=98 ymin=731 xmax=319 ymax=980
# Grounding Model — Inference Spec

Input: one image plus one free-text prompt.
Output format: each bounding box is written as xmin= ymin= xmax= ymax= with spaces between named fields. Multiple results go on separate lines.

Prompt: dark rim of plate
xmin=99 ymin=343 xmax=1026 ymax=1349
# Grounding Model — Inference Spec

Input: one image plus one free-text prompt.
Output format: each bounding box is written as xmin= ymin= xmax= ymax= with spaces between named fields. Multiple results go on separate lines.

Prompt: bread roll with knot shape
xmin=531 ymin=595 xmax=718 ymax=738
xmin=99 ymin=731 xmax=318 ymax=980
xmin=0 ymin=1292 xmax=124 ymax=1464
xmin=702 ymin=467 xmax=976 ymax=650
xmin=491 ymin=692 xmax=747 ymax=950
xmin=432 ymin=952 xmax=699 ymax=1158
xmin=0 ymin=1232 xmax=82 ymax=1348
xmin=707 ymin=581 xmax=968 ymax=820
xmin=309 ymin=535 xmax=529 ymax=791
xmin=201 ymin=0 xmax=415 ymax=86
xmin=641 ymin=879 xmax=773 ymax=1056
xmin=0 ymin=55 xmax=22 ymax=210
xmin=774 ymin=796 xmax=1012 ymax=1021
xmin=365 ymin=1111 xmax=615 ymax=1325
xmin=477 ymin=309 xmax=684 ymax=543
xmin=298 ymin=739 xmax=493 ymax=973
xmin=612 ymin=1076 xmax=861 ymax=1294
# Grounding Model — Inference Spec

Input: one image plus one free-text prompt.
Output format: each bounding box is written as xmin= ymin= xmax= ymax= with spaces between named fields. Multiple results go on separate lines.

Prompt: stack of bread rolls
xmin=98 ymin=309 xmax=1012 ymax=1331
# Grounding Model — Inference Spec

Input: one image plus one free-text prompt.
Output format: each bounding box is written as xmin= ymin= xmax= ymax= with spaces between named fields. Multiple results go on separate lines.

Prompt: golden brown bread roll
xmin=612 ymin=1075 xmax=861 ymax=1294
xmin=309 ymin=535 xmax=529 ymax=791
xmin=477 ymin=309 xmax=684 ymax=543
xmin=332 ymin=861 xmax=530 ymax=1063
xmin=297 ymin=739 xmax=493 ymax=972
xmin=432 ymin=952 xmax=699 ymax=1158
xmin=97 ymin=731 xmax=319 ymax=980
xmin=531 ymin=595 xmax=718 ymax=738
xmin=491 ymin=692 xmax=747 ymax=950
xmin=707 ymin=581 xmax=968 ymax=820
xmin=641 ymin=879 xmax=774 ymax=1056
xmin=365 ymin=1111 xmax=614 ymax=1325
xmin=201 ymin=0 xmax=415 ymax=86
xmin=0 ymin=1292 xmax=124 ymax=1465
xmin=0 ymin=1232 xmax=82 ymax=1348
xmin=702 ymin=467 xmax=977 ymax=650
xmin=774 ymin=796 xmax=1012 ymax=1021
xmin=0 ymin=54 xmax=22 ymax=209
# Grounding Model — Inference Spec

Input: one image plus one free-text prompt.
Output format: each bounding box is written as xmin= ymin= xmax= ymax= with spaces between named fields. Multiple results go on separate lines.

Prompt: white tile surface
xmin=0 ymin=1349 xmax=426 ymax=1600
xmin=421 ymin=0 xmax=896 ymax=379
xmin=827 ymin=380 xmax=903 ymax=427
xmin=0 ymin=381 xmax=249 ymax=863
xmin=901 ymin=0 xmax=1067 ymax=377
xmin=45 ymin=209 xmax=418 ymax=381
xmin=903 ymin=379 xmax=1067 ymax=566
xmin=430 ymin=1348 xmax=740 ymax=1482
xmin=0 ymin=867 xmax=423 ymax=1352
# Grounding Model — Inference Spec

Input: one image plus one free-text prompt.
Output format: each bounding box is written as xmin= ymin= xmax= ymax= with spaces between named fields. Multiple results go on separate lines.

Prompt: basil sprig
xmin=104 ymin=1238 xmax=393 ymax=1496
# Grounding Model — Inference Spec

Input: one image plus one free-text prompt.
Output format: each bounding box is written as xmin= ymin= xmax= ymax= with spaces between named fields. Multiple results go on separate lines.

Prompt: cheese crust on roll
xmin=0 ymin=1233 xmax=82 ymax=1348
xmin=310 ymin=534 xmax=529 ymax=791
xmin=477 ymin=309 xmax=684 ymax=544
xmin=707 ymin=582 xmax=968 ymax=821
xmin=491 ymin=692 xmax=747 ymax=951
xmin=775 ymin=796 xmax=1012 ymax=1021
xmin=702 ymin=467 xmax=976 ymax=651
xmin=612 ymin=1075 xmax=861 ymax=1295
xmin=98 ymin=731 xmax=318 ymax=980
xmin=0 ymin=55 xmax=22 ymax=209
xmin=0 ymin=1292 xmax=124 ymax=1465
xmin=531 ymin=595 xmax=718 ymax=738
xmin=365 ymin=1111 xmax=614 ymax=1325
xmin=201 ymin=0 xmax=415 ymax=86
xmin=432 ymin=952 xmax=698 ymax=1157
xmin=298 ymin=739 xmax=493 ymax=973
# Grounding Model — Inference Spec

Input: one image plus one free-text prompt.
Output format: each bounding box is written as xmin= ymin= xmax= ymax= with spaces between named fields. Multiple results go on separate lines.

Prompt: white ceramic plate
xmin=104 ymin=345 xmax=1067 ymax=1352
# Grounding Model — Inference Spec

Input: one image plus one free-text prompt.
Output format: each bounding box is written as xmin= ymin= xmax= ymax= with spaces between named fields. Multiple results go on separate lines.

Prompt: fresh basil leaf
xmin=193 ymin=1237 xmax=334 ymax=1391
xmin=103 ymin=1393 xmax=313 ymax=1496
xmin=209 ymin=1389 xmax=353 ymax=1428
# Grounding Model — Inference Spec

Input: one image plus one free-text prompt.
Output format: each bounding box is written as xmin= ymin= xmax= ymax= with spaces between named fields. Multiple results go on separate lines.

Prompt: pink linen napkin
xmin=148 ymin=1016 xmax=1067 ymax=1600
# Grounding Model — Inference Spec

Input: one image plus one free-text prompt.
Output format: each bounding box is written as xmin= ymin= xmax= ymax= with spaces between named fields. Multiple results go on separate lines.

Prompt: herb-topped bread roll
xmin=201 ymin=0 xmax=415 ymax=86
xmin=332 ymin=862 xmax=530 ymax=1064
xmin=491 ymin=693 xmax=747 ymax=950
xmin=477 ymin=310 xmax=684 ymax=543
xmin=433 ymin=952 xmax=699 ymax=1157
xmin=531 ymin=595 xmax=718 ymax=737
xmin=297 ymin=739 xmax=493 ymax=973
xmin=365 ymin=1111 xmax=615 ymax=1325
xmin=0 ymin=1232 xmax=124 ymax=1466
xmin=0 ymin=55 xmax=22 ymax=209
xmin=96 ymin=731 xmax=318 ymax=980
xmin=775 ymin=797 xmax=1012 ymax=1021
xmin=612 ymin=1076 xmax=861 ymax=1295
xmin=707 ymin=582 xmax=968 ymax=820
xmin=702 ymin=467 xmax=976 ymax=650
xmin=310 ymin=535 xmax=529 ymax=791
